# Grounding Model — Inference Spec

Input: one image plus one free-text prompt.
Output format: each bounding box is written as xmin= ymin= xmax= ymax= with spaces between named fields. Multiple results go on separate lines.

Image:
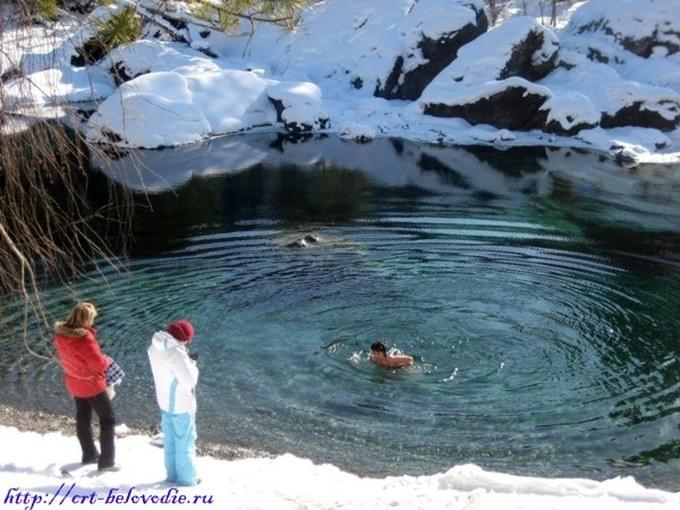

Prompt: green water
xmin=1 ymin=136 xmax=679 ymax=489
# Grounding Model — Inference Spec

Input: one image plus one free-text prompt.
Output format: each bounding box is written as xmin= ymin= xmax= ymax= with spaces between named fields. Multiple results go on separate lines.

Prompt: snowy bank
xmin=1 ymin=425 xmax=679 ymax=510
xmin=2 ymin=0 xmax=680 ymax=162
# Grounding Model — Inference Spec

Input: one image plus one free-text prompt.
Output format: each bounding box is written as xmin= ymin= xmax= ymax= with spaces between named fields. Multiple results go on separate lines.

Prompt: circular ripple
xmin=2 ymin=202 xmax=680 ymax=489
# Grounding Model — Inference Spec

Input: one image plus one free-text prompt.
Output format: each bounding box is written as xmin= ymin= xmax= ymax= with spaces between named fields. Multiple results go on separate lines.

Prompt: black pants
xmin=74 ymin=391 xmax=115 ymax=468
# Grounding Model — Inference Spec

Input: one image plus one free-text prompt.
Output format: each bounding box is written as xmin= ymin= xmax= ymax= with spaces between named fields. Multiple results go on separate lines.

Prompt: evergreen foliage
xmin=32 ymin=0 xmax=60 ymax=20
xmin=92 ymin=6 xmax=142 ymax=53
xmin=190 ymin=0 xmax=308 ymax=32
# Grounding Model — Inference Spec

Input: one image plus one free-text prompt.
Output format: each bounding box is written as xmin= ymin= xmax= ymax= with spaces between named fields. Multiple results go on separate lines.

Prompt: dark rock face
xmin=0 ymin=67 xmax=22 ymax=84
xmin=601 ymin=101 xmax=680 ymax=132
xmin=109 ymin=63 xmax=134 ymax=85
xmin=62 ymin=0 xmax=97 ymax=15
xmin=500 ymin=29 xmax=558 ymax=81
xmin=267 ymin=97 xmax=330 ymax=134
xmin=269 ymin=97 xmax=286 ymax=122
xmin=423 ymin=85 xmax=550 ymax=130
xmin=571 ymin=12 xmax=680 ymax=58
xmin=543 ymin=118 xmax=598 ymax=136
xmin=621 ymin=33 xmax=680 ymax=58
xmin=377 ymin=7 xmax=488 ymax=100
xmin=71 ymin=40 xmax=109 ymax=67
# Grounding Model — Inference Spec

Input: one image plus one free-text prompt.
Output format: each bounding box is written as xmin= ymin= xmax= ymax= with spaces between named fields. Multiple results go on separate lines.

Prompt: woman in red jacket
xmin=54 ymin=302 xmax=118 ymax=471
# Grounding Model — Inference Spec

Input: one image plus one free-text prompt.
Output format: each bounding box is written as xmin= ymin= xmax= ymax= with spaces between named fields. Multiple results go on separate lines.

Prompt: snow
xmin=540 ymin=51 xmax=680 ymax=122
xmin=101 ymin=40 xmax=221 ymax=79
xmin=3 ymin=66 xmax=115 ymax=107
xmin=267 ymin=81 xmax=327 ymax=129
xmin=228 ymin=0 xmax=484 ymax=97
xmin=422 ymin=16 xmax=558 ymax=87
xmin=567 ymin=0 xmax=680 ymax=51
xmin=405 ymin=0 xmax=478 ymax=41
xmin=86 ymin=72 xmax=209 ymax=147
xmin=0 ymin=3 xmax=125 ymax=108
xmin=540 ymin=91 xmax=600 ymax=130
xmin=418 ymin=76 xmax=552 ymax=110
xmin=86 ymin=68 xmax=274 ymax=148
xmin=267 ymin=81 xmax=322 ymax=107
xmin=496 ymin=0 xmax=588 ymax=29
xmin=619 ymin=58 xmax=680 ymax=93
xmin=3 ymin=0 xmax=680 ymax=160
xmin=1 ymin=425 xmax=678 ymax=510
xmin=576 ymin=126 xmax=673 ymax=155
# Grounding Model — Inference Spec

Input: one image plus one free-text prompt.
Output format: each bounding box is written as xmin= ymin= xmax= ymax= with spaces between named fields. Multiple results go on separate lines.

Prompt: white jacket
xmin=147 ymin=331 xmax=199 ymax=414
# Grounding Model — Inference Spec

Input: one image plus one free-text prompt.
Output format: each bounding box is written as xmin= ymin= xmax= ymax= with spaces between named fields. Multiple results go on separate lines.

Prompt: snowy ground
xmin=1 ymin=425 xmax=679 ymax=510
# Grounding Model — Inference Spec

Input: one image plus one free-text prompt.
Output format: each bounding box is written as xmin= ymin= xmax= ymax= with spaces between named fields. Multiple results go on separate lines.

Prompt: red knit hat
xmin=167 ymin=320 xmax=195 ymax=343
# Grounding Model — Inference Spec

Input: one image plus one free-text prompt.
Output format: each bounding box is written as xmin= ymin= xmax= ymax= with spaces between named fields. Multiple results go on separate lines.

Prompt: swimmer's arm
xmin=388 ymin=355 xmax=414 ymax=368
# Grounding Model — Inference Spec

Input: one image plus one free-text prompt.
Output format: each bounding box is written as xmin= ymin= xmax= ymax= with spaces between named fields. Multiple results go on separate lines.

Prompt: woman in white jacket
xmin=147 ymin=320 xmax=199 ymax=486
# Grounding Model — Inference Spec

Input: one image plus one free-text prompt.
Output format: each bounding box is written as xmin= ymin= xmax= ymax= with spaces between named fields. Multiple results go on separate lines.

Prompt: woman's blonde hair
xmin=63 ymin=302 xmax=98 ymax=329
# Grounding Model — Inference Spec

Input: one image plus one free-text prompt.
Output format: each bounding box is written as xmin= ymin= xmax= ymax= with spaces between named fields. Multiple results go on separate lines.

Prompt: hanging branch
xmin=1 ymin=1 xmax=136 ymax=361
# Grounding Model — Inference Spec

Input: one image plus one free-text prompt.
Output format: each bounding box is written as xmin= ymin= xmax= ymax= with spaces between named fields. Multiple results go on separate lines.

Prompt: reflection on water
xmin=2 ymin=134 xmax=680 ymax=490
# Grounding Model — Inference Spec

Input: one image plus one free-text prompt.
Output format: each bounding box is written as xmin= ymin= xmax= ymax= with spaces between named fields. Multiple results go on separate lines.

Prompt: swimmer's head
xmin=371 ymin=341 xmax=387 ymax=356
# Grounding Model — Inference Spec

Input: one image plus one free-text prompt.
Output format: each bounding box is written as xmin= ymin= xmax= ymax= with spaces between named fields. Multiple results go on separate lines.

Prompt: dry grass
xmin=0 ymin=1 xmax=135 ymax=358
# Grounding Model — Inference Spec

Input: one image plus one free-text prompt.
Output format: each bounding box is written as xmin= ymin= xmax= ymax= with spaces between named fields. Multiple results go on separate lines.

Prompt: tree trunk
xmin=551 ymin=0 xmax=557 ymax=26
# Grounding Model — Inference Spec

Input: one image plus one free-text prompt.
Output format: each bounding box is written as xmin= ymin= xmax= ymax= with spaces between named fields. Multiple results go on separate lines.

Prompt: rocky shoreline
xmin=1 ymin=0 xmax=679 ymax=163
xmin=0 ymin=403 xmax=268 ymax=462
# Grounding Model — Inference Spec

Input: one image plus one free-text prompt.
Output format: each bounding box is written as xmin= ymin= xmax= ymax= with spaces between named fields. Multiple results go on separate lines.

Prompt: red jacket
xmin=54 ymin=324 xmax=110 ymax=398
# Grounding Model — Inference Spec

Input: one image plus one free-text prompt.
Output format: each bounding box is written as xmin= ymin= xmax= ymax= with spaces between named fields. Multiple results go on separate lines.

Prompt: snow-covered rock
xmin=267 ymin=82 xmax=329 ymax=133
xmin=260 ymin=0 xmax=487 ymax=101
xmin=542 ymin=51 xmax=680 ymax=132
xmin=566 ymin=0 xmax=680 ymax=58
xmin=539 ymin=91 xmax=600 ymax=135
xmin=416 ymin=12 xmax=680 ymax=136
xmin=3 ymin=66 xmax=115 ymax=107
xmin=5 ymin=0 xmax=680 ymax=157
xmin=87 ymin=71 xmax=210 ymax=147
xmin=376 ymin=0 xmax=488 ymax=100
xmin=416 ymin=17 xmax=561 ymax=131
xmin=102 ymin=40 xmax=219 ymax=83
xmin=86 ymin=68 xmax=275 ymax=148
xmin=420 ymin=77 xmax=553 ymax=130
xmin=424 ymin=16 xmax=559 ymax=89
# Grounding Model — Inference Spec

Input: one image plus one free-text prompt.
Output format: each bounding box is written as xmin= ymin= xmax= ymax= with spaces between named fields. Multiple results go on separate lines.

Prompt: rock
xmin=287 ymin=238 xmax=309 ymax=248
xmin=3 ymin=67 xmax=114 ymax=107
xmin=339 ymin=122 xmax=377 ymax=142
xmin=274 ymin=0 xmax=489 ymax=101
xmin=566 ymin=0 xmax=680 ymax=58
xmin=602 ymin=101 xmax=680 ymax=132
xmin=62 ymin=0 xmax=97 ymax=15
xmin=424 ymin=16 xmax=559 ymax=91
xmin=538 ymin=91 xmax=601 ymax=136
xmin=87 ymin=69 xmax=272 ymax=148
xmin=376 ymin=0 xmax=488 ymax=100
xmin=416 ymin=17 xmax=562 ymax=130
xmin=286 ymin=234 xmax=321 ymax=248
xmin=104 ymin=40 xmax=219 ymax=84
xmin=71 ymin=6 xmax=142 ymax=67
xmin=136 ymin=3 xmax=192 ymax=45
xmin=267 ymin=82 xmax=329 ymax=133
xmin=422 ymin=78 xmax=552 ymax=131
xmin=541 ymin=51 xmax=680 ymax=133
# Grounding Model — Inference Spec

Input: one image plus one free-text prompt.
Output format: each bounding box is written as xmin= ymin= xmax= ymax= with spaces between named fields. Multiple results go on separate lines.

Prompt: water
xmin=1 ymin=135 xmax=680 ymax=490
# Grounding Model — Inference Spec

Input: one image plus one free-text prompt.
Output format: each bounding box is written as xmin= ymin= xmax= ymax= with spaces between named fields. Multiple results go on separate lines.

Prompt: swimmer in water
xmin=369 ymin=341 xmax=414 ymax=369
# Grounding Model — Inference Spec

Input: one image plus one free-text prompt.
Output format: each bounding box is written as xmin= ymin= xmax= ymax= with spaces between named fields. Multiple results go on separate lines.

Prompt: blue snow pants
xmin=161 ymin=411 xmax=197 ymax=486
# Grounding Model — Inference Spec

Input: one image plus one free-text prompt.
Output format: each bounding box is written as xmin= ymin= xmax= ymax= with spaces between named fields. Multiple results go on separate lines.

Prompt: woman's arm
xmin=80 ymin=334 xmax=111 ymax=375
xmin=170 ymin=348 xmax=199 ymax=389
